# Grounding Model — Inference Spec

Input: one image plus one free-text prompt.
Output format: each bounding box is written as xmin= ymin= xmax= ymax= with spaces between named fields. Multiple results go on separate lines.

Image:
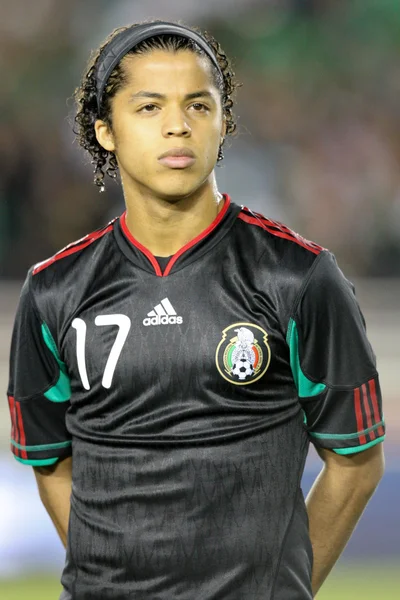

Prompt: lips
xmin=158 ymin=147 xmax=196 ymax=169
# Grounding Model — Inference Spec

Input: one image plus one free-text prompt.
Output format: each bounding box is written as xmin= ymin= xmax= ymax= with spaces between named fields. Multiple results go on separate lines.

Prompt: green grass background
xmin=0 ymin=565 xmax=398 ymax=600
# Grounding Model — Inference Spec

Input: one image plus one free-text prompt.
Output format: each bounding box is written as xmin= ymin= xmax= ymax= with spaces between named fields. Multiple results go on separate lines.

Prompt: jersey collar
xmin=114 ymin=194 xmax=240 ymax=276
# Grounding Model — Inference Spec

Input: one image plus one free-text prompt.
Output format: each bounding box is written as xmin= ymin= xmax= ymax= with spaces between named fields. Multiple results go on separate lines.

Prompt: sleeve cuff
xmin=11 ymin=439 xmax=72 ymax=465
xmin=309 ymin=420 xmax=385 ymax=455
xmin=332 ymin=435 xmax=385 ymax=455
xmin=14 ymin=456 xmax=59 ymax=466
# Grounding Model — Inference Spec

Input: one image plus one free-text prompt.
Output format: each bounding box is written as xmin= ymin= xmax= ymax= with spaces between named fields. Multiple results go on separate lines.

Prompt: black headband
xmin=95 ymin=21 xmax=223 ymax=114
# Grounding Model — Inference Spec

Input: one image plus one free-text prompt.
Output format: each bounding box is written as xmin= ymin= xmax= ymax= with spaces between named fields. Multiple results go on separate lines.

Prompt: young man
xmin=7 ymin=20 xmax=385 ymax=600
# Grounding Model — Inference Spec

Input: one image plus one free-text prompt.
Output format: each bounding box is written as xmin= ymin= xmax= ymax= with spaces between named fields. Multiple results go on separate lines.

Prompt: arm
xmin=286 ymin=251 xmax=386 ymax=594
xmin=6 ymin=272 xmax=73 ymax=546
xmin=306 ymin=444 xmax=385 ymax=597
xmin=33 ymin=456 xmax=73 ymax=549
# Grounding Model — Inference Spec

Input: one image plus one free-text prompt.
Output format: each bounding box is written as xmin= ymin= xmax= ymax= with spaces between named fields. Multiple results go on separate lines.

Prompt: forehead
xmin=121 ymin=49 xmax=216 ymax=92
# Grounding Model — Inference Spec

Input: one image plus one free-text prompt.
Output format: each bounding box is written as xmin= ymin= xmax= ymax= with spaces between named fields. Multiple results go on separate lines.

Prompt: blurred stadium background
xmin=0 ymin=0 xmax=399 ymax=598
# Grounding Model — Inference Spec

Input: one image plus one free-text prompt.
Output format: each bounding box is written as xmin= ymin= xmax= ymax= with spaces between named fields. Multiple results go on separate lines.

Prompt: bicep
xmin=316 ymin=443 xmax=385 ymax=486
xmin=33 ymin=456 xmax=72 ymax=548
xmin=33 ymin=456 xmax=73 ymax=497
xmin=33 ymin=455 xmax=73 ymax=480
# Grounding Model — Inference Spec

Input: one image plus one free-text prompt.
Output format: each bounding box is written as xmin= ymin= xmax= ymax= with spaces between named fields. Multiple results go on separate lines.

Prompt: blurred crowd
xmin=1 ymin=0 xmax=400 ymax=278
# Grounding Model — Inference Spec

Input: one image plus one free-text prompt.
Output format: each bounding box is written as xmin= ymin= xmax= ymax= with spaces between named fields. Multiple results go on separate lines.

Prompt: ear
xmin=220 ymin=114 xmax=227 ymax=144
xmin=94 ymin=119 xmax=116 ymax=152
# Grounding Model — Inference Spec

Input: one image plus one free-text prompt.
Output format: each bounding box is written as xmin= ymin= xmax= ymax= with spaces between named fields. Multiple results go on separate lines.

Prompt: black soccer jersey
xmin=7 ymin=194 xmax=385 ymax=600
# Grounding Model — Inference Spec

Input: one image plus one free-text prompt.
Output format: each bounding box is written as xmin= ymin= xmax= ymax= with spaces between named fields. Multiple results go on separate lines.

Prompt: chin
xmin=153 ymin=178 xmax=206 ymax=201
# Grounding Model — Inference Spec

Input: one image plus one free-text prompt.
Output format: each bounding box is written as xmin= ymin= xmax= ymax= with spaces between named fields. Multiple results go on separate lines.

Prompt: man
xmin=6 ymin=20 xmax=385 ymax=600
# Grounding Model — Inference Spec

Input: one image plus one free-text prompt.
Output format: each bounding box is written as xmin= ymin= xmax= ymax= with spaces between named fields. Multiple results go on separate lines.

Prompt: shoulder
xmin=231 ymin=205 xmax=332 ymax=321
xmin=32 ymin=218 xmax=117 ymax=278
xmin=28 ymin=217 xmax=118 ymax=321
xmin=294 ymin=249 xmax=357 ymax=315
xmin=236 ymin=205 xmax=326 ymax=259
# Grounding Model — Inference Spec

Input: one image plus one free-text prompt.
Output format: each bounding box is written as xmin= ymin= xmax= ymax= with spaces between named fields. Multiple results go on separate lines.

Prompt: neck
xmin=123 ymin=175 xmax=224 ymax=257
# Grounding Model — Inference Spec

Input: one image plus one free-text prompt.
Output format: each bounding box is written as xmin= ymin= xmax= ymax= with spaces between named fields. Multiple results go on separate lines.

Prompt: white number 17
xmin=72 ymin=315 xmax=131 ymax=390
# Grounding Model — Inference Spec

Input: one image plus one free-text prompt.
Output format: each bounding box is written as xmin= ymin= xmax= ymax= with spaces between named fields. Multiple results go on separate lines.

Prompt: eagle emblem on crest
xmin=215 ymin=323 xmax=271 ymax=385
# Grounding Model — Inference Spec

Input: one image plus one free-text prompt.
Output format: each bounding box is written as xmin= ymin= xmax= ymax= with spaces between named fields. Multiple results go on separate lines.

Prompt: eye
xmin=190 ymin=103 xmax=209 ymax=112
xmin=138 ymin=104 xmax=158 ymax=113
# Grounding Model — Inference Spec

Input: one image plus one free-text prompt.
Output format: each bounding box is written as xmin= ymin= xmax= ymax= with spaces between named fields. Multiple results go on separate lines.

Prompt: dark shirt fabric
xmin=7 ymin=195 xmax=385 ymax=599
xmin=154 ymin=255 xmax=172 ymax=271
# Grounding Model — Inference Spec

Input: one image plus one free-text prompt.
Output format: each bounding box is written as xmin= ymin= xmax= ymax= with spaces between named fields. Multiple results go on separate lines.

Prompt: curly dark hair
xmin=73 ymin=20 xmax=240 ymax=191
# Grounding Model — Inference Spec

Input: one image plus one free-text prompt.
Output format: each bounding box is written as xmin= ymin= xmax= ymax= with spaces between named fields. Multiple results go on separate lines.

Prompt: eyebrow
xmin=129 ymin=90 xmax=214 ymax=102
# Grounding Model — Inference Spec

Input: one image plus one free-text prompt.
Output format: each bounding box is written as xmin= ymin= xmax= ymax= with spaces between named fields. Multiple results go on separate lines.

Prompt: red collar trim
xmin=120 ymin=194 xmax=231 ymax=276
xmin=120 ymin=214 xmax=162 ymax=276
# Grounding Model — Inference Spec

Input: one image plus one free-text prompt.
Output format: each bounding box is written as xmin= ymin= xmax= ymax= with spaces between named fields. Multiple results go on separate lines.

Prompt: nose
xmin=162 ymin=107 xmax=192 ymax=138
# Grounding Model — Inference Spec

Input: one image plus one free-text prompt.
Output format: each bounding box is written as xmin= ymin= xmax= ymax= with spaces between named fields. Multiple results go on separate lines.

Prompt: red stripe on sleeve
xmin=8 ymin=396 xmax=19 ymax=457
xmin=362 ymin=383 xmax=375 ymax=441
xmin=369 ymin=378 xmax=385 ymax=437
xmin=8 ymin=396 xmax=16 ymax=454
xmin=238 ymin=213 xmax=321 ymax=255
xmin=255 ymin=212 xmax=324 ymax=251
xmin=8 ymin=396 xmax=15 ymax=442
xmin=354 ymin=387 xmax=367 ymax=445
xmin=15 ymin=401 xmax=28 ymax=459
xmin=33 ymin=224 xmax=114 ymax=275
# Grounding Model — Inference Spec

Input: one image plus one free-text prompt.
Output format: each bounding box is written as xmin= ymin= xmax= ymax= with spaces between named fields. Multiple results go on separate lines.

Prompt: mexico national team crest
xmin=215 ymin=323 xmax=271 ymax=385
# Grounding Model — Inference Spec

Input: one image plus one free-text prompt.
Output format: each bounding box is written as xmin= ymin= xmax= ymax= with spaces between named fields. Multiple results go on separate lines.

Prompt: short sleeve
xmin=287 ymin=251 xmax=385 ymax=455
xmin=6 ymin=271 xmax=72 ymax=466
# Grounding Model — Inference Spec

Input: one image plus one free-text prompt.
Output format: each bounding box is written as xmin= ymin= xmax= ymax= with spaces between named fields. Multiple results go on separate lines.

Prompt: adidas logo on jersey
xmin=143 ymin=298 xmax=183 ymax=326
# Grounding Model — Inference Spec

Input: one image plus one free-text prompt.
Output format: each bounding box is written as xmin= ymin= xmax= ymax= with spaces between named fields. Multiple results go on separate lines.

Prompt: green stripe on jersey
xmin=41 ymin=322 xmax=71 ymax=402
xmin=309 ymin=421 xmax=385 ymax=440
xmin=333 ymin=435 xmax=385 ymax=455
xmin=287 ymin=318 xmax=326 ymax=398
xmin=11 ymin=439 xmax=72 ymax=452
xmin=14 ymin=456 xmax=59 ymax=466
